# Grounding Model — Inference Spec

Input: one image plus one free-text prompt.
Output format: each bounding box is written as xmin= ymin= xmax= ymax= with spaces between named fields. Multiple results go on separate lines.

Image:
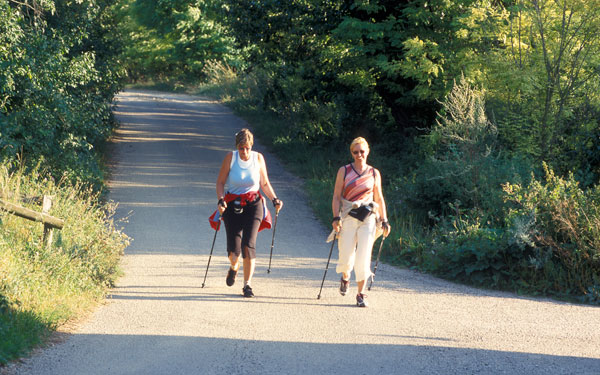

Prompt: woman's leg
xmin=228 ymin=253 xmax=240 ymax=271
xmin=336 ymin=217 xmax=358 ymax=279
xmin=240 ymin=200 xmax=263 ymax=287
xmin=357 ymin=279 xmax=366 ymax=294
xmin=354 ymin=216 xmax=377 ymax=293
xmin=223 ymin=209 xmax=244 ymax=286
xmin=243 ymin=247 xmax=255 ymax=284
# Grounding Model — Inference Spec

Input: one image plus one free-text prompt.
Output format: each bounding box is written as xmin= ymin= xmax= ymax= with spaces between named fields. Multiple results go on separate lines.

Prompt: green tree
xmin=487 ymin=0 xmax=600 ymax=178
xmin=0 ymin=0 xmax=125 ymax=184
xmin=123 ymin=0 xmax=240 ymax=81
xmin=221 ymin=0 xmax=352 ymax=141
xmin=333 ymin=0 xmax=510 ymax=132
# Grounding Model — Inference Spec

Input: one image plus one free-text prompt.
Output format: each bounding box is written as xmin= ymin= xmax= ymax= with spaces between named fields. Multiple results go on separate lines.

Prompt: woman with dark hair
xmin=215 ymin=128 xmax=283 ymax=297
xmin=331 ymin=137 xmax=390 ymax=307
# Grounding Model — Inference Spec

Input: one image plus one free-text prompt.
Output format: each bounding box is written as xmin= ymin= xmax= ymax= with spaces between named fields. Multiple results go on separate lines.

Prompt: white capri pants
xmin=336 ymin=214 xmax=376 ymax=282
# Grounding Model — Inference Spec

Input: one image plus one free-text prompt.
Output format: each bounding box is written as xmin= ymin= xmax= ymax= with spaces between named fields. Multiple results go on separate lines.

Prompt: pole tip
xmin=201 ymin=284 xmax=205 ymax=288
xmin=317 ymin=295 xmax=321 ymax=299
xmin=267 ymin=269 xmax=271 ymax=274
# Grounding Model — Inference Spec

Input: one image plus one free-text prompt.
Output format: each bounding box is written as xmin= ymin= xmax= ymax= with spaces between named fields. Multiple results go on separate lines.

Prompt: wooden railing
xmin=0 ymin=195 xmax=64 ymax=246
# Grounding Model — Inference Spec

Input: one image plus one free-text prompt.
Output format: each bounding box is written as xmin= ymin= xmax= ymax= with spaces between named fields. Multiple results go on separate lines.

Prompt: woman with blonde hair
xmin=215 ymin=128 xmax=283 ymax=297
xmin=331 ymin=137 xmax=390 ymax=307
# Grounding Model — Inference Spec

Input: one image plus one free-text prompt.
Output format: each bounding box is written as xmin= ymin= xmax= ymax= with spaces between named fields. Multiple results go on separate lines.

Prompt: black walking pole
xmin=267 ymin=211 xmax=279 ymax=273
xmin=368 ymin=235 xmax=386 ymax=291
xmin=317 ymin=235 xmax=337 ymax=299
xmin=202 ymin=220 xmax=220 ymax=288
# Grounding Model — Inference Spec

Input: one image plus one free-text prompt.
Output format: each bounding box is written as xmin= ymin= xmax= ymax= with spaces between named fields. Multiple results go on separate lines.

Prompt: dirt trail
xmin=8 ymin=90 xmax=600 ymax=375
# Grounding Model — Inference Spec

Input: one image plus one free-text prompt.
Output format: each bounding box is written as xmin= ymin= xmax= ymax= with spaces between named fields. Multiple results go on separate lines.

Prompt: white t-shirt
xmin=226 ymin=151 xmax=260 ymax=195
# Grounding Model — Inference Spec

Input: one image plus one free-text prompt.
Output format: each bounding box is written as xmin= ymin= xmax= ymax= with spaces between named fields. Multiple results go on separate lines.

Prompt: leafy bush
xmin=0 ymin=0 xmax=125 ymax=186
xmin=394 ymin=77 xmax=600 ymax=303
xmin=423 ymin=215 xmax=512 ymax=289
xmin=401 ymin=77 xmax=533 ymax=222
xmin=503 ymin=163 xmax=600 ymax=302
xmin=121 ymin=0 xmax=242 ymax=83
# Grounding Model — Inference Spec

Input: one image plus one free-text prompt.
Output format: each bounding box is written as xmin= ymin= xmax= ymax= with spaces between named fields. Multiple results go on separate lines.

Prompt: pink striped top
xmin=342 ymin=164 xmax=375 ymax=202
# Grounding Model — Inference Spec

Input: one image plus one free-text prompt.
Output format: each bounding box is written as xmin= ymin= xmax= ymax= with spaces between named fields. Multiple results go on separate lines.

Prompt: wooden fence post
xmin=42 ymin=195 xmax=54 ymax=247
xmin=0 ymin=197 xmax=64 ymax=231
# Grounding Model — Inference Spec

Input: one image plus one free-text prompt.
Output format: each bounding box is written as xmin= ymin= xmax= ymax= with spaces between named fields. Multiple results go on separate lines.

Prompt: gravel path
xmin=6 ymin=90 xmax=600 ymax=375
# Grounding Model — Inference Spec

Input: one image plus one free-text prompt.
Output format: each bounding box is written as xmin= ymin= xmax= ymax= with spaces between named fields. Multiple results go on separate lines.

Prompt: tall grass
xmin=0 ymin=162 xmax=129 ymax=364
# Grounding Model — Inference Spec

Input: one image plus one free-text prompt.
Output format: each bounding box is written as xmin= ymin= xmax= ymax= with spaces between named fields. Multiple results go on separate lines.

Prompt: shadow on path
xmin=22 ymin=334 xmax=600 ymax=375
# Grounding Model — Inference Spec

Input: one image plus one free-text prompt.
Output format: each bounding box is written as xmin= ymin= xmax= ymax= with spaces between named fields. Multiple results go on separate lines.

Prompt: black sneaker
xmin=242 ymin=285 xmax=254 ymax=298
xmin=226 ymin=268 xmax=237 ymax=286
xmin=339 ymin=277 xmax=350 ymax=296
xmin=356 ymin=293 xmax=368 ymax=307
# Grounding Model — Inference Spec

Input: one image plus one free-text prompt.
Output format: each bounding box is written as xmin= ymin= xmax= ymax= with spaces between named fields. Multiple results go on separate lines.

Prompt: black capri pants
xmin=222 ymin=198 xmax=264 ymax=259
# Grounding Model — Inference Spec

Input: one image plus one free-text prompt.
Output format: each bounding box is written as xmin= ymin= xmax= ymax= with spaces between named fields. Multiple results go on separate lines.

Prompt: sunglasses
xmin=352 ymin=150 xmax=366 ymax=155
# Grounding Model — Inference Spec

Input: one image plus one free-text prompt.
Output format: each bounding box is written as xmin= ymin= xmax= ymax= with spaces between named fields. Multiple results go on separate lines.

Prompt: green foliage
xmin=332 ymin=0 xmax=512 ymax=132
xmin=0 ymin=301 xmax=48 ymax=366
xmin=121 ymin=0 xmax=241 ymax=82
xmin=503 ymin=163 xmax=600 ymax=302
xmin=222 ymin=0 xmax=344 ymax=65
xmin=0 ymin=1 xmax=128 ymax=363
xmin=219 ymin=0 xmax=364 ymax=143
xmin=0 ymin=162 xmax=130 ymax=364
xmin=124 ymin=0 xmax=600 ymax=185
xmin=487 ymin=0 xmax=600 ymax=177
xmin=425 ymin=216 xmax=513 ymax=288
xmin=433 ymin=75 xmax=497 ymax=153
xmin=0 ymin=0 xmax=125 ymax=186
xmin=401 ymin=77 xmax=532 ymax=222
xmin=396 ymin=162 xmax=600 ymax=304
xmin=392 ymin=77 xmax=596 ymax=303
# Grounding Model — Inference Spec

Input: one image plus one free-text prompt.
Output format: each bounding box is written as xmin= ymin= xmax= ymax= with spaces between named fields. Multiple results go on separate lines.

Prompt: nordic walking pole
xmin=368 ymin=235 xmax=386 ymax=291
xmin=267 ymin=210 xmax=279 ymax=273
xmin=317 ymin=235 xmax=337 ymax=299
xmin=202 ymin=220 xmax=220 ymax=288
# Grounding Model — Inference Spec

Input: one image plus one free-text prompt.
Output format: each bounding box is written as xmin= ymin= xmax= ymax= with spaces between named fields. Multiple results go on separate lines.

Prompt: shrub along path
xmin=8 ymin=90 xmax=600 ymax=375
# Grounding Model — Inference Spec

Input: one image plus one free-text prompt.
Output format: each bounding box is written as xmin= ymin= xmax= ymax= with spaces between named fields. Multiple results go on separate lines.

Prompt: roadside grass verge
xmin=0 ymin=162 xmax=130 ymax=365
